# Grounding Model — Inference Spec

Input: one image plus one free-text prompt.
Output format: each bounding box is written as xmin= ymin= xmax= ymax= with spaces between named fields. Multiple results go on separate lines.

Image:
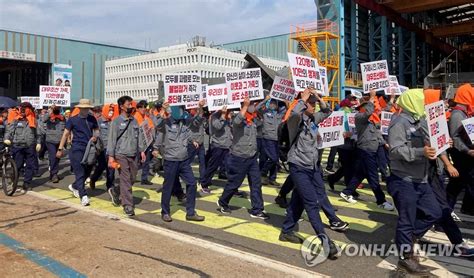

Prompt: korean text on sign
xmin=207 ymin=84 xmax=240 ymax=112
xmin=20 ymin=97 xmax=42 ymax=109
xmin=360 ymin=60 xmax=390 ymax=93
xmin=39 ymin=86 xmax=71 ymax=107
xmin=164 ymin=73 xmax=202 ymax=107
xmin=269 ymin=76 xmax=296 ymax=102
xmin=287 ymin=53 xmax=324 ymax=94
xmin=225 ymin=68 xmax=264 ymax=103
xmin=186 ymin=84 xmax=208 ymax=109
xmin=461 ymin=117 xmax=474 ymax=144
xmin=425 ymin=100 xmax=450 ymax=156
xmin=380 ymin=111 xmax=393 ymax=135
xmin=317 ymin=111 xmax=345 ymax=149
xmin=385 ymin=75 xmax=402 ymax=95
xmin=141 ymin=121 xmax=154 ymax=148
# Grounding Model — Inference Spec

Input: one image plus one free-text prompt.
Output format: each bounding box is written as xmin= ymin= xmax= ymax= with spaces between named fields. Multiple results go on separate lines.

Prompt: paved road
xmin=2 ymin=149 xmax=473 ymax=277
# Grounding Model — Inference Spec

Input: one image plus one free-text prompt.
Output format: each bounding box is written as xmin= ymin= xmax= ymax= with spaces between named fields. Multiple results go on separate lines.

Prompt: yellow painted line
xmin=40 ymin=186 xmax=346 ymax=251
xmin=197 ymin=188 xmax=383 ymax=233
xmin=129 ymin=183 xmax=382 ymax=233
xmin=231 ymin=185 xmax=397 ymax=216
xmin=39 ymin=188 xmax=150 ymax=216
xmin=170 ymin=209 xmax=346 ymax=250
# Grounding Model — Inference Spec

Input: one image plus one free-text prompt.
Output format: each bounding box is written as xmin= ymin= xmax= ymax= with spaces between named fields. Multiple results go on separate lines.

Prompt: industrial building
xmin=104 ymin=41 xmax=288 ymax=103
xmin=0 ymin=29 xmax=147 ymax=104
xmin=221 ymin=0 xmax=474 ymax=100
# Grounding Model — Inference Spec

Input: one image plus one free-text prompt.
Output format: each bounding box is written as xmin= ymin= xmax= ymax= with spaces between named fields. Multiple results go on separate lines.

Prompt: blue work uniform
xmin=66 ymin=115 xmax=98 ymax=198
xmin=218 ymin=112 xmax=265 ymax=215
xmin=387 ymin=111 xmax=442 ymax=256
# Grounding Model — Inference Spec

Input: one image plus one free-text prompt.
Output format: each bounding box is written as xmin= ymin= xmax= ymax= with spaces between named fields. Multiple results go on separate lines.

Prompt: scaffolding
xmin=289 ymin=19 xmax=341 ymax=105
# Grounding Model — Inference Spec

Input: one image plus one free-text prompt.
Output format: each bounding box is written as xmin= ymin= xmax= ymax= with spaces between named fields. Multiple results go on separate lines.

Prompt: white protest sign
xmin=360 ymin=60 xmax=390 ymax=93
xmin=317 ymin=111 xmax=345 ymax=149
xmin=287 ymin=53 xmax=324 ymax=94
xmin=39 ymin=86 xmax=71 ymax=107
xmin=141 ymin=121 xmax=154 ymax=148
xmin=380 ymin=111 xmax=393 ymax=135
xmin=186 ymin=84 xmax=208 ymax=109
xmin=385 ymin=75 xmax=402 ymax=95
xmin=19 ymin=96 xmax=42 ymax=109
xmin=399 ymin=85 xmax=409 ymax=93
xmin=269 ymin=76 xmax=297 ymax=102
xmin=164 ymin=73 xmax=202 ymax=107
xmin=461 ymin=117 xmax=474 ymax=144
xmin=207 ymin=84 xmax=241 ymax=112
xmin=318 ymin=66 xmax=329 ymax=96
xmin=347 ymin=113 xmax=356 ymax=128
xmin=225 ymin=68 xmax=264 ymax=104
xmin=425 ymin=100 xmax=450 ymax=156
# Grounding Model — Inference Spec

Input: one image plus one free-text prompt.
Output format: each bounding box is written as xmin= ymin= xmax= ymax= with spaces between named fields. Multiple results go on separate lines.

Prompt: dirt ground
xmin=0 ymin=193 xmax=310 ymax=278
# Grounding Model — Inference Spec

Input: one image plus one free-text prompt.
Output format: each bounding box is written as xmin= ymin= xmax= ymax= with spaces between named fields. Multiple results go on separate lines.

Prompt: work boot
xmin=51 ymin=175 xmax=60 ymax=183
xmin=176 ymin=193 xmax=187 ymax=202
xmin=397 ymin=254 xmax=430 ymax=274
xmin=268 ymin=180 xmax=281 ymax=187
xmin=279 ymin=232 xmax=303 ymax=244
xmin=123 ymin=205 xmax=135 ymax=217
xmin=89 ymin=179 xmax=96 ymax=190
xmin=186 ymin=214 xmax=205 ymax=222
xmin=161 ymin=214 xmax=172 ymax=222
xmin=275 ymin=195 xmax=288 ymax=208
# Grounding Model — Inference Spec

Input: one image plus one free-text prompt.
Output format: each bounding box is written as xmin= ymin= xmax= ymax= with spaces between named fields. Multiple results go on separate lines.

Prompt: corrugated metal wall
xmin=0 ymin=30 xmax=145 ymax=104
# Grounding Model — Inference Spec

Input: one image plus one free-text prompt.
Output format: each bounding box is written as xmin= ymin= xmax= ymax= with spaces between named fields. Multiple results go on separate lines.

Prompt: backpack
xmin=278 ymin=114 xmax=302 ymax=162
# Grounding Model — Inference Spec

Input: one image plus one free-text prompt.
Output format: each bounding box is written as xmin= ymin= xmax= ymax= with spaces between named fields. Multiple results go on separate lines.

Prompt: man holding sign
xmin=447 ymin=83 xmax=474 ymax=216
xmin=340 ymin=90 xmax=394 ymax=211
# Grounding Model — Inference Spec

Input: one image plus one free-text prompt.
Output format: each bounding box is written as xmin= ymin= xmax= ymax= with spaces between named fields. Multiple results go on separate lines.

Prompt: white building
xmin=104 ymin=44 xmax=288 ymax=103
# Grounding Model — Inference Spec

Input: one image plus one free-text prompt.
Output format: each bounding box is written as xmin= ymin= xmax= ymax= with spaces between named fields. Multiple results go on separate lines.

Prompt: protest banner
xmin=269 ymin=76 xmax=297 ymax=102
xmin=287 ymin=53 xmax=324 ymax=94
xmin=461 ymin=117 xmax=474 ymax=144
xmin=380 ymin=111 xmax=393 ymax=135
xmin=425 ymin=100 xmax=450 ymax=156
xmin=385 ymin=75 xmax=402 ymax=95
xmin=39 ymin=86 xmax=71 ymax=107
xmin=19 ymin=96 xmax=42 ymax=109
xmin=317 ymin=111 xmax=345 ymax=149
xmin=141 ymin=121 xmax=154 ymax=148
xmin=207 ymin=84 xmax=241 ymax=112
xmin=346 ymin=112 xmax=358 ymax=140
xmin=360 ymin=60 xmax=390 ymax=93
xmin=164 ymin=73 xmax=202 ymax=107
xmin=318 ymin=66 xmax=329 ymax=96
xmin=186 ymin=84 xmax=208 ymax=109
xmin=347 ymin=113 xmax=356 ymax=129
xmin=225 ymin=68 xmax=264 ymax=103
xmin=53 ymin=64 xmax=72 ymax=87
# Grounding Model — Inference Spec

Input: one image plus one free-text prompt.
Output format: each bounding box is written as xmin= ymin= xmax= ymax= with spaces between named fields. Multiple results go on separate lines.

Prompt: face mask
xmin=53 ymin=109 xmax=60 ymax=115
xmin=108 ymin=110 xmax=114 ymax=117
xmin=247 ymin=105 xmax=256 ymax=114
xmin=171 ymin=107 xmax=184 ymax=120
xmin=126 ymin=107 xmax=133 ymax=115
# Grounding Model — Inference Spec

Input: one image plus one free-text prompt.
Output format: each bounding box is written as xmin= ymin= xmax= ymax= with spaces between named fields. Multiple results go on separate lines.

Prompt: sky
xmin=0 ymin=0 xmax=317 ymax=50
